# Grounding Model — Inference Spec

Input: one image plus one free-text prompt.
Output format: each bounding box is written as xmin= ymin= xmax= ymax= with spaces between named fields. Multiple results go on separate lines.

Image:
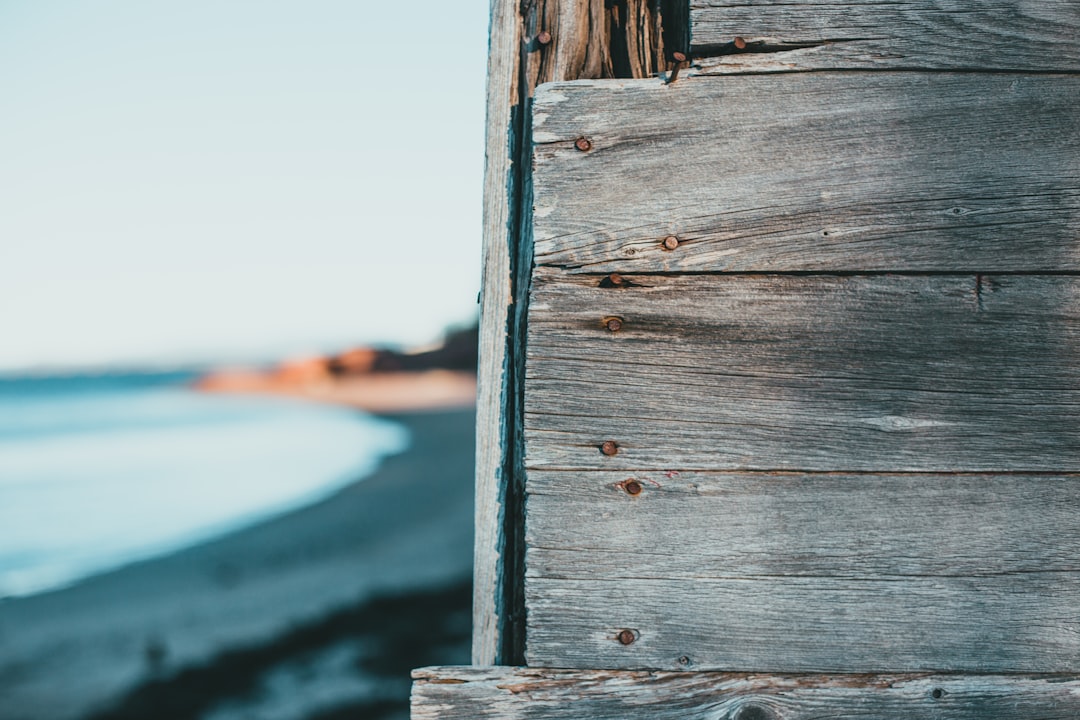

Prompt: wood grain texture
xmin=531 ymin=74 xmax=1080 ymax=273
xmin=690 ymin=0 xmax=1080 ymax=73
xmin=473 ymin=0 xmax=529 ymax=666
xmin=526 ymin=471 xmax=1080 ymax=579
xmin=526 ymin=574 xmax=1080 ymax=671
xmin=524 ymin=471 xmax=1080 ymax=670
xmin=524 ymin=271 xmax=1080 ymax=472
xmin=413 ymin=667 xmax=1080 ymax=718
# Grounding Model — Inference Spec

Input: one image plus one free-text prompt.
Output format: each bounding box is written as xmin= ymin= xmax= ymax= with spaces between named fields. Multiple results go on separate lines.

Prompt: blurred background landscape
xmin=0 ymin=2 xmax=487 ymax=718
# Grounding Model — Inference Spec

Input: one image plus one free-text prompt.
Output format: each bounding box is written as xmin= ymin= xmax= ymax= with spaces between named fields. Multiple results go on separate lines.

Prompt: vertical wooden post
xmin=472 ymin=0 xmax=526 ymax=667
xmin=473 ymin=0 xmax=671 ymax=666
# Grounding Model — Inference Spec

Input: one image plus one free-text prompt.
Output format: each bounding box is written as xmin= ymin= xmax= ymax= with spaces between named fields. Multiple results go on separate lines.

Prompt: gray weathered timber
xmin=523 ymin=471 xmax=1080 ymax=670
xmin=531 ymin=74 xmax=1080 ymax=273
xmin=412 ymin=667 xmax=1080 ymax=719
xmin=526 ymin=471 xmax=1080 ymax=579
xmin=690 ymin=0 xmax=1080 ymax=74
xmin=524 ymin=271 xmax=1080 ymax=472
xmin=473 ymin=0 xmax=523 ymax=666
xmin=526 ymin=574 xmax=1080 ymax=671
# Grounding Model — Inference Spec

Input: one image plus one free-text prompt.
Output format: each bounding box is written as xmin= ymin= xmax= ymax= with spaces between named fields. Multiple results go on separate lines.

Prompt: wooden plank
xmin=413 ymin=667 xmax=1080 ymax=718
xmin=531 ymin=74 xmax=1080 ymax=273
xmin=526 ymin=471 xmax=1080 ymax=579
xmin=526 ymin=575 xmax=1080 ymax=671
xmin=473 ymin=0 xmax=524 ymax=667
xmin=690 ymin=0 xmax=1080 ymax=74
xmin=524 ymin=272 xmax=1080 ymax=472
xmin=524 ymin=471 xmax=1080 ymax=670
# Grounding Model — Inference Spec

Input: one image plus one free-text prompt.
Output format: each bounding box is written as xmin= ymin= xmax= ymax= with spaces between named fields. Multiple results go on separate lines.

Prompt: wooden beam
xmin=530 ymin=74 xmax=1080 ymax=273
xmin=413 ymin=667 xmax=1080 ymax=718
xmin=689 ymin=0 xmax=1080 ymax=73
xmin=472 ymin=0 xmax=524 ymax=666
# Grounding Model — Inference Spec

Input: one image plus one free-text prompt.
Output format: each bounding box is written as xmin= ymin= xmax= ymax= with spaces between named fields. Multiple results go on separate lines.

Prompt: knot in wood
xmin=734 ymin=703 xmax=777 ymax=720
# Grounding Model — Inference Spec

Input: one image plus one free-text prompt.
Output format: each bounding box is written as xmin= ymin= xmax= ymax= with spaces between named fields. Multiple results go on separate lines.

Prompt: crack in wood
xmin=691 ymin=37 xmax=877 ymax=60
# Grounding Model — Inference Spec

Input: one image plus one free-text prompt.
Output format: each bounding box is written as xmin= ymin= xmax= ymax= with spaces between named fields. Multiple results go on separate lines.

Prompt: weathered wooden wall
xmin=443 ymin=0 xmax=1080 ymax=714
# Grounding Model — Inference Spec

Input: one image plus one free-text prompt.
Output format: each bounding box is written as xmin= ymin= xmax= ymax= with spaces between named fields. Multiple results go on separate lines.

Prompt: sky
xmin=0 ymin=1 xmax=489 ymax=372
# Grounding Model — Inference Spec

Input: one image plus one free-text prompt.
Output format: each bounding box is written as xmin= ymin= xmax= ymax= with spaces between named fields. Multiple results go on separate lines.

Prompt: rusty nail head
xmin=672 ymin=50 xmax=687 ymax=63
xmin=537 ymin=30 xmax=552 ymax=45
xmin=575 ymin=137 xmax=592 ymax=152
xmin=606 ymin=317 xmax=622 ymax=332
xmin=617 ymin=629 xmax=636 ymax=645
xmin=734 ymin=36 xmax=747 ymax=49
xmin=609 ymin=272 xmax=623 ymax=286
xmin=662 ymin=235 xmax=679 ymax=250
xmin=624 ymin=480 xmax=642 ymax=495
xmin=678 ymin=655 xmax=691 ymax=665
xmin=601 ymin=440 xmax=619 ymax=456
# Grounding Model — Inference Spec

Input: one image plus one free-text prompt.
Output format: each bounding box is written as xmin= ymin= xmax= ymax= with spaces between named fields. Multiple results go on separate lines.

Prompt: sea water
xmin=0 ymin=371 xmax=408 ymax=598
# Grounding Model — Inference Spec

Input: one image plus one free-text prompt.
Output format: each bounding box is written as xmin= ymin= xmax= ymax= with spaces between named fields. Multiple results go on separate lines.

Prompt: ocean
xmin=0 ymin=371 xmax=408 ymax=598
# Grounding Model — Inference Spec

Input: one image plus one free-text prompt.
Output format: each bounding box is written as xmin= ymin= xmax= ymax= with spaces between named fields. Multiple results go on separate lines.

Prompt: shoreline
xmin=196 ymin=368 xmax=478 ymax=415
xmin=0 ymin=405 xmax=476 ymax=720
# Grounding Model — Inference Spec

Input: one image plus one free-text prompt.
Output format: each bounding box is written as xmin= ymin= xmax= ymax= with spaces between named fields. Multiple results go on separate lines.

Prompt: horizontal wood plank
xmin=531 ymin=74 xmax=1080 ymax=273
xmin=524 ymin=272 xmax=1080 ymax=472
xmin=526 ymin=471 xmax=1080 ymax=579
xmin=526 ymin=575 xmax=1080 ymax=671
xmin=413 ymin=667 xmax=1080 ymax=718
xmin=690 ymin=0 xmax=1080 ymax=73
xmin=524 ymin=471 xmax=1080 ymax=670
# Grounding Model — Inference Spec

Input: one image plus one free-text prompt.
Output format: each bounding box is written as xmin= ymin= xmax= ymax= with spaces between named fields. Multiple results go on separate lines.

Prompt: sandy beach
xmin=0 ymin=406 xmax=475 ymax=720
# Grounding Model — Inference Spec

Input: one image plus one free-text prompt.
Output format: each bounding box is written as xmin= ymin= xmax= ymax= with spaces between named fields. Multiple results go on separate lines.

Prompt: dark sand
xmin=0 ymin=409 xmax=475 ymax=720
